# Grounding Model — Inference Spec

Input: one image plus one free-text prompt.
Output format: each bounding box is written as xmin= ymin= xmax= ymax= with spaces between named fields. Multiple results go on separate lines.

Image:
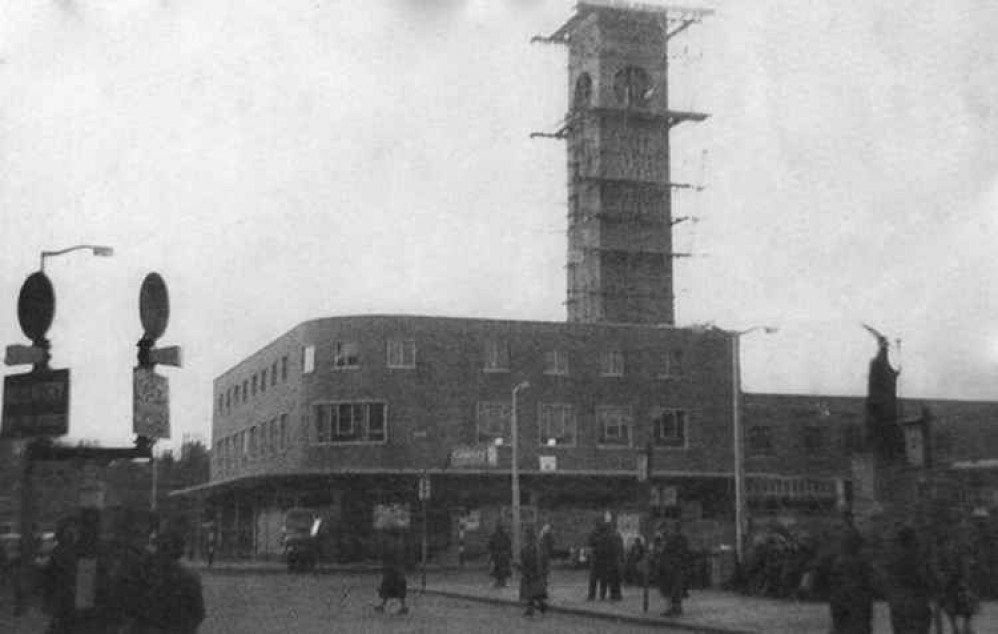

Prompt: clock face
xmin=613 ymin=66 xmax=652 ymax=108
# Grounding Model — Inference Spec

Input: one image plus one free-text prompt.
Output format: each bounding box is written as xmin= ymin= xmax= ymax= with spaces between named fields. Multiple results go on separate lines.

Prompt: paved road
xmin=202 ymin=572 xmax=667 ymax=633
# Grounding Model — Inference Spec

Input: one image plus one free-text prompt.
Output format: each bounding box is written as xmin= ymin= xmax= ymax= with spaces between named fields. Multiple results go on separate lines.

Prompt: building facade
xmin=198 ymin=315 xmax=739 ymax=559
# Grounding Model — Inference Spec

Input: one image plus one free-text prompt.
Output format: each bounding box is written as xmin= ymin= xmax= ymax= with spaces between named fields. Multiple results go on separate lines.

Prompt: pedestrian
xmin=624 ymin=536 xmax=646 ymax=586
xmin=607 ymin=526 xmax=625 ymax=600
xmin=487 ymin=523 xmax=512 ymax=588
xmin=126 ymin=527 xmax=206 ymax=633
xmin=519 ymin=525 xmax=548 ymax=617
xmin=586 ymin=517 xmax=612 ymax=600
xmin=656 ymin=522 xmax=691 ymax=617
xmin=538 ymin=523 xmax=555 ymax=583
xmin=41 ymin=515 xmax=81 ymax=634
xmin=884 ymin=525 xmax=933 ymax=634
xmin=374 ymin=529 xmax=409 ymax=615
xmin=827 ymin=530 xmax=876 ymax=634
xmin=937 ymin=536 xmax=979 ymax=634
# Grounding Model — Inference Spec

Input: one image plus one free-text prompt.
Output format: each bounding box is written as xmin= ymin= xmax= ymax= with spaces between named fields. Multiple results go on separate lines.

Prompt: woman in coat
xmin=519 ymin=526 xmax=549 ymax=617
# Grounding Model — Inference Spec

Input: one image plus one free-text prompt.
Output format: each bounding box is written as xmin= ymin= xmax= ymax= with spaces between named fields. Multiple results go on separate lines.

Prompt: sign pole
xmin=642 ymin=441 xmax=653 ymax=614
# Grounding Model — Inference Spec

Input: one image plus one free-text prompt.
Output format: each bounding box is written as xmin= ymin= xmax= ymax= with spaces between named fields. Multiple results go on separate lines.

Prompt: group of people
xmin=485 ymin=518 xmax=691 ymax=618
xmin=826 ymin=524 xmax=980 ymax=634
xmin=39 ymin=514 xmax=205 ymax=633
xmin=485 ymin=522 xmax=554 ymax=616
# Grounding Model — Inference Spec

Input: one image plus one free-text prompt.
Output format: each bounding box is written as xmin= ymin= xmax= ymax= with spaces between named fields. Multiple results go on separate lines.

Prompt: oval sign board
xmin=17 ymin=271 xmax=55 ymax=343
xmin=139 ymin=273 xmax=169 ymax=341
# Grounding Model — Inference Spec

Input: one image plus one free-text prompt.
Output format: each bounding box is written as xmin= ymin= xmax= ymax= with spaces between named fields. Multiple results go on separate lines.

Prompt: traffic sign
xmin=1 ymin=369 xmax=70 ymax=438
xmin=139 ymin=273 xmax=169 ymax=341
xmin=133 ymin=367 xmax=169 ymax=439
xmin=17 ymin=272 xmax=55 ymax=344
xmin=4 ymin=344 xmax=49 ymax=367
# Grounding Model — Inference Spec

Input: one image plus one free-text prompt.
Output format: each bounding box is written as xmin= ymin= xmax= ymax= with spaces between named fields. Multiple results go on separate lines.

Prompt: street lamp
xmin=40 ymin=244 xmax=114 ymax=272
xmin=511 ymin=380 xmax=529 ymax=568
xmin=729 ymin=325 xmax=777 ymax=567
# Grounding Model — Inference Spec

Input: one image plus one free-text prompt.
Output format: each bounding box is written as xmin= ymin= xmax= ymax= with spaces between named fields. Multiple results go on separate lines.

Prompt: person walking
xmin=656 ymin=522 xmax=691 ymax=617
xmin=586 ymin=518 xmax=612 ymax=600
xmin=41 ymin=516 xmax=81 ymax=634
xmin=519 ymin=526 xmax=548 ymax=617
xmin=607 ymin=526 xmax=625 ymax=601
xmin=487 ymin=524 xmax=512 ymax=588
xmin=126 ymin=527 xmax=205 ymax=634
xmin=374 ymin=529 xmax=409 ymax=615
xmin=884 ymin=525 xmax=933 ymax=634
xmin=827 ymin=530 xmax=877 ymax=634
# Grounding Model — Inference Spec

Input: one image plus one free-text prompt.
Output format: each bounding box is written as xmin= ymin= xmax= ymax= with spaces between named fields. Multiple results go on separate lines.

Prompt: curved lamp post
xmin=729 ymin=325 xmax=778 ymax=567
xmin=40 ymin=244 xmax=114 ymax=272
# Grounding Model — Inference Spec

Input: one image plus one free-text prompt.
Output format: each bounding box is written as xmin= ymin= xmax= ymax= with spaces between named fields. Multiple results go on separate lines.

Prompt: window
xmin=543 ymin=350 xmax=569 ymax=376
xmin=302 ymin=346 xmax=315 ymax=374
xmin=477 ymin=401 xmax=512 ymax=444
xmin=538 ymin=403 xmax=575 ymax=446
xmin=281 ymin=356 xmax=288 ymax=381
xmin=842 ymin=424 xmax=863 ymax=454
xmin=600 ymin=350 xmax=624 ymax=377
xmin=249 ymin=426 xmax=257 ymax=457
xmin=483 ymin=340 xmax=509 ymax=372
xmin=271 ymin=362 xmax=278 ymax=386
xmin=597 ymin=406 xmax=632 ymax=447
xmin=260 ymin=369 xmax=267 ymax=392
xmin=251 ymin=374 xmax=257 ymax=396
xmin=269 ymin=418 xmax=278 ymax=453
xmin=387 ymin=339 xmax=416 ymax=369
xmin=803 ymin=426 xmax=824 ymax=454
xmin=242 ymin=381 xmax=248 ymax=402
xmin=279 ymin=414 xmax=288 ymax=450
xmin=334 ymin=342 xmax=359 ymax=368
xmin=312 ymin=402 xmax=388 ymax=444
xmin=748 ymin=426 xmax=774 ymax=456
xmin=613 ymin=65 xmax=652 ymax=108
xmin=653 ymin=409 xmax=688 ymax=448
xmin=241 ymin=430 xmax=248 ymax=456
xmin=225 ymin=389 xmax=231 ymax=410
xmin=659 ymin=350 xmax=685 ymax=378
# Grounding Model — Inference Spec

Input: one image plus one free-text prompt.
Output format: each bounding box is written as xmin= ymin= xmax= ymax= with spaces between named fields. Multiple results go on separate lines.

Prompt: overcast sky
xmin=2 ymin=0 xmax=997 ymax=450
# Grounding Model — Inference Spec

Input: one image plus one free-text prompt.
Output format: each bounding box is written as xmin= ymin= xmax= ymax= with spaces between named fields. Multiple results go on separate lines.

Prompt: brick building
xmin=192 ymin=315 xmax=746 ymax=559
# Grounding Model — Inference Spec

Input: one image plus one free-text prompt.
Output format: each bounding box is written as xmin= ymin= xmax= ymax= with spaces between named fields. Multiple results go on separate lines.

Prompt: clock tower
xmin=536 ymin=2 xmax=711 ymax=325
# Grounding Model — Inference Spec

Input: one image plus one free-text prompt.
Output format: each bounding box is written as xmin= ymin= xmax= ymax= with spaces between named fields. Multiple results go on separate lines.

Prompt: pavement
xmin=192 ymin=559 xmax=998 ymax=634
xmin=5 ymin=559 xmax=998 ymax=633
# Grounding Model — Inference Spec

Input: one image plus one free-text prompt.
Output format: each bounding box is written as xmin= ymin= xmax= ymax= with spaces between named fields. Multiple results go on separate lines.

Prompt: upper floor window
xmin=249 ymin=426 xmax=258 ymax=457
xmin=302 ymin=346 xmax=315 ymax=374
xmin=539 ymin=403 xmax=576 ymax=447
xmin=312 ymin=401 xmax=387 ymax=444
xmin=659 ymin=350 xmax=685 ymax=379
xmin=281 ymin=355 xmax=288 ymax=381
xmin=483 ymin=340 xmax=510 ymax=372
xmin=597 ymin=406 xmax=632 ymax=447
xmin=387 ymin=339 xmax=416 ymax=369
xmin=242 ymin=380 xmax=248 ymax=402
xmin=225 ymin=389 xmax=231 ymax=411
xmin=748 ymin=426 xmax=774 ymax=456
xmin=600 ymin=350 xmax=624 ymax=377
xmin=334 ymin=342 xmax=359 ymax=368
xmin=271 ymin=362 xmax=278 ymax=386
xmin=332 ymin=342 xmax=358 ymax=368
xmin=260 ymin=369 xmax=267 ymax=392
xmin=543 ymin=350 xmax=569 ymax=376
xmin=803 ymin=426 xmax=825 ymax=454
xmin=279 ymin=413 xmax=289 ymax=450
xmin=477 ymin=401 xmax=511 ymax=444
xmin=613 ymin=65 xmax=652 ymax=108
xmin=251 ymin=374 xmax=258 ymax=396
xmin=653 ymin=408 xmax=688 ymax=448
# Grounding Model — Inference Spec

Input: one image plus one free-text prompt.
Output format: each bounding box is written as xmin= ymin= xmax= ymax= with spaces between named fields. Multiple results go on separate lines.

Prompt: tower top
xmin=536 ymin=1 xmax=714 ymax=45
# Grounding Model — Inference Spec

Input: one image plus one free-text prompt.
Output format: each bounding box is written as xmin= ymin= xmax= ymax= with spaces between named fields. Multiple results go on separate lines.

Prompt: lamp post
xmin=511 ymin=380 xmax=529 ymax=568
xmin=40 ymin=244 xmax=114 ymax=272
xmin=13 ymin=245 xmax=113 ymax=614
xmin=729 ymin=325 xmax=777 ymax=568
